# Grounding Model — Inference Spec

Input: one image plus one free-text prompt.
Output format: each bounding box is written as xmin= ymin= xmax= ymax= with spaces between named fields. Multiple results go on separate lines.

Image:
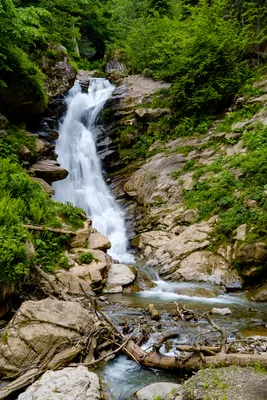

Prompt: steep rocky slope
xmin=103 ymin=72 xmax=267 ymax=298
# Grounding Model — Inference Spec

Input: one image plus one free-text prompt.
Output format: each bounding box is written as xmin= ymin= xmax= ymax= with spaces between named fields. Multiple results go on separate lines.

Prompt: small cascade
xmin=53 ymin=78 xmax=133 ymax=262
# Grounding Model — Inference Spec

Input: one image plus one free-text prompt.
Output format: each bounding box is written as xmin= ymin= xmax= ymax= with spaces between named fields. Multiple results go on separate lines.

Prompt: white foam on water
xmin=53 ymin=79 xmax=134 ymax=263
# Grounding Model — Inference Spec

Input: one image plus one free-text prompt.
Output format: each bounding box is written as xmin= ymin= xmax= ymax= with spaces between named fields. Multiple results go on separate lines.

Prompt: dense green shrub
xmin=0 ymin=158 xmax=86 ymax=283
xmin=79 ymin=252 xmax=94 ymax=264
xmin=56 ymin=201 xmax=85 ymax=229
xmin=182 ymin=122 xmax=267 ymax=242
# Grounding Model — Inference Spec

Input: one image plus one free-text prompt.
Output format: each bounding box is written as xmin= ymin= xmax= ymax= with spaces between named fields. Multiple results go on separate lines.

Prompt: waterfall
xmin=53 ymin=78 xmax=133 ymax=262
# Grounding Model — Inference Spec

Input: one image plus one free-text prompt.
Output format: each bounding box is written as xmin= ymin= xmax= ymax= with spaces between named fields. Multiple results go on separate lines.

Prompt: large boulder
xmin=104 ymin=263 xmax=136 ymax=293
xmin=17 ymin=366 xmax=101 ymax=400
xmin=106 ymin=263 xmax=136 ymax=286
xmin=88 ymin=233 xmax=111 ymax=251
xmin=129 ymin=382 xmax=181 ymax=400
xmin=0 ymin=298 xmax=97 ymax=377
xmin=29 ymin=160 xmax=68 ymax=184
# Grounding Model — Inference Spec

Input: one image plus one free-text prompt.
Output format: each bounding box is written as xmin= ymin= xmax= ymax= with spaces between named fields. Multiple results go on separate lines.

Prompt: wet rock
xmin=130 ymin=382 xmax=181 ymax=400
xmin=0 ymin=300 xmax=10 ymax=319
xmin=29 ymin=159 xmax=68 ymax=183
xmin=106 ymin=263 xmax=136 ymax=287
xmin=31 ymin=177 xmax=55 ymax=196
xmin=0 ymin=298 xmax=97 ymax=376
xmin=88 ymin=233 xmax=111 ymax=251
xmin=211 ymin=307 xmax=232 ymax=315
xmin=17 ymin=366 xmax=101 ymax=400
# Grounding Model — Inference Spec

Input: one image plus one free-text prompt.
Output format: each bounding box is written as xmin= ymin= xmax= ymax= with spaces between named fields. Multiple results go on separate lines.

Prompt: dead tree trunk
xmin=123 ymin=340 xmax=267 ymax=371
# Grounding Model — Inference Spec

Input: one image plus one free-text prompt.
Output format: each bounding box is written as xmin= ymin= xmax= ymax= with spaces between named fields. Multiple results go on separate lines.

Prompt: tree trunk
xmin=124 ymin=339 xmax=267 ymax=371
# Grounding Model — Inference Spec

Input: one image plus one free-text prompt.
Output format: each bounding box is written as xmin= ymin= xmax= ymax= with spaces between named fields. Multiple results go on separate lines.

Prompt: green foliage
xmin=79 ymin=252 xmax=94 ymax=264
xmin=216 ymin=103 xmax=262 ymax=133
xmin=0 ymin=126 xmax=36 ymax=162
xmin=56 ymin=201 xmax=85 ymax=230
xmin=32 ymin=232 xmax=69 ymax=273
xmin=0 ymin=157 xmax=87 ymax=284
xmin=181 ymin=123 xmax=267 ymax=246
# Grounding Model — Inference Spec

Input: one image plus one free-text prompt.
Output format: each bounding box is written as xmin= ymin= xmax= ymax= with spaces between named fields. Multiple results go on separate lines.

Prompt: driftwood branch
xmin=32 ymin=264 xmax=71 ymax=301
xmin=23 ymin=224 xmax=76 ymax=235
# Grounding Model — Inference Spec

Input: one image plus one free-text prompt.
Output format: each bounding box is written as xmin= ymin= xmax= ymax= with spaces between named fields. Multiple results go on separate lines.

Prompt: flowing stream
xmin=53 ymin=78 xmax=133 ymax=262
xmin=52 ymin=79 xmax=267 ymax=399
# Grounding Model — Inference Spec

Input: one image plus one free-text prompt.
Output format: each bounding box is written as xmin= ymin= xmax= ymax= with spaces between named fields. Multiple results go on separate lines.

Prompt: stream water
xmin=53 ymin=78 xmax=267 ymax=400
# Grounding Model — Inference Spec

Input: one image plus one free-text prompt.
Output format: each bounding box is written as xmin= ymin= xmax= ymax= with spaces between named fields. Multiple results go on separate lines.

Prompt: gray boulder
xmin=17 ymin=366 xmax=101 ymax=400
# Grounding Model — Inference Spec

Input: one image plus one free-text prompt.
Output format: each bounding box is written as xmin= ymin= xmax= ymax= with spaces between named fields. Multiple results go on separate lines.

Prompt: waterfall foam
xmin=53 ymin=78 xmax=134 ymax=262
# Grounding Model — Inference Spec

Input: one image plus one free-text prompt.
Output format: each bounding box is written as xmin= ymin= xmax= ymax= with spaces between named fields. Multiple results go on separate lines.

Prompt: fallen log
xmin=123 ymin=340 xmax=267 ymax=371
xmin=23 ymin=224 xmax=76 ymax=235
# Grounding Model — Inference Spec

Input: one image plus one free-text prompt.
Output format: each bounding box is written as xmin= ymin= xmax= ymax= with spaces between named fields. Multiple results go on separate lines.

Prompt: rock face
xmin=18 ymin=366 xmax=102 ymax=400
xmin=104 ymin=88 xmax=267 ymax=288
xmin=0 ymin=298 xmax=97 ymax=376
xmin=130 ymin=382 xmax=181 ymax=400
xmin=40 ymin=45 xmax=76 ymax=99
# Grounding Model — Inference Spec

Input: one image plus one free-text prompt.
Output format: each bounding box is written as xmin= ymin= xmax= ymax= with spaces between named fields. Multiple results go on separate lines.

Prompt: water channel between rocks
xmin=52 ymin=78 xmax=267 ymax=400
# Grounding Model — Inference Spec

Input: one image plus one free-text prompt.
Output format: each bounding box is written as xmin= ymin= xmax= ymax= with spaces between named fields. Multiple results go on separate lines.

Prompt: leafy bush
xmin=0 ymin=158 xmax=87 ymax=283
xmin=79 ymin=252 xmax=94 ymax=264
xmin=57 ymin=201 xmax=85 ymax=229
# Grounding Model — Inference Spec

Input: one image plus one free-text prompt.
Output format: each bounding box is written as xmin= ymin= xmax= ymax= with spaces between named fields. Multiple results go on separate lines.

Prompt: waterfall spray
xmin=53 ymin=78 xmax=133 ymax=262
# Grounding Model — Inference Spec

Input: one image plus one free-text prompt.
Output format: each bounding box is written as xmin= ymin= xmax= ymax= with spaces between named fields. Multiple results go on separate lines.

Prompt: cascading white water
xmin=53 ymin=78 xmax=133 ymax=262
